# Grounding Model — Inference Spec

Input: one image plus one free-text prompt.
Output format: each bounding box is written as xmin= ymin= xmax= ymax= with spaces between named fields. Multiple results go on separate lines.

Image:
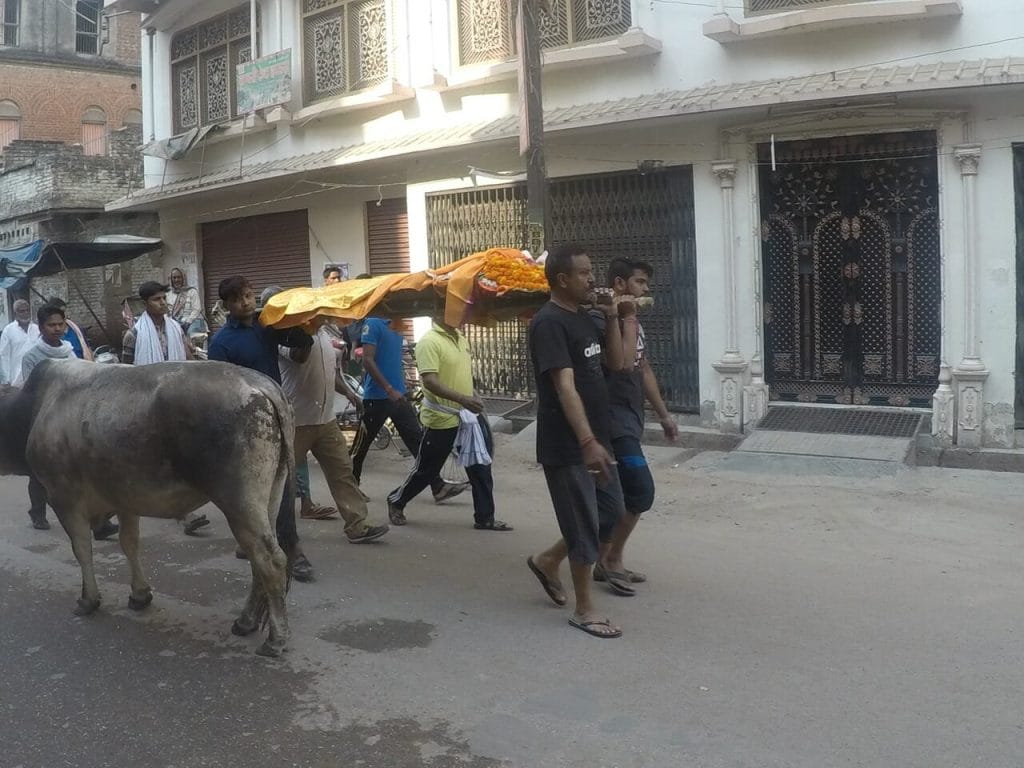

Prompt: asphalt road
xmin=2 ymin=436 xmax=1023 ymax=768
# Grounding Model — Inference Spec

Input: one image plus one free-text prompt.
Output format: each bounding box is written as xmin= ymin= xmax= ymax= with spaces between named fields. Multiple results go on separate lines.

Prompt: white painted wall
xmin=134 ymin=0 xmax=1024 ymax=441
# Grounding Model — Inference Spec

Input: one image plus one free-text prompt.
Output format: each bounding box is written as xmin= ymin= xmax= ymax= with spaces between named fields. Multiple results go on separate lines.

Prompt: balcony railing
xmin=457 ymin=0 xmax=631 ymax=67
xmin=746 ymin=0 xmax=877 ymax=14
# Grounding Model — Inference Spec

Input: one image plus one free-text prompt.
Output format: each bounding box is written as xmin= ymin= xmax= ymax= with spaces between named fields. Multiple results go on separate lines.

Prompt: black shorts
xmin=542 ymin=463 xmax=626 ymax=565
xmin=611 ymin=436 xmax=656 ymax=514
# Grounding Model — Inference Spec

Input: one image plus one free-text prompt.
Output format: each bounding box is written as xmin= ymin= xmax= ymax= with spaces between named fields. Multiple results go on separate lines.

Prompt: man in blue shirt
xmin=348 ymin=315 xmax=466 ymax=503
xmin=208 ymin=275 xmax=316 ymax=582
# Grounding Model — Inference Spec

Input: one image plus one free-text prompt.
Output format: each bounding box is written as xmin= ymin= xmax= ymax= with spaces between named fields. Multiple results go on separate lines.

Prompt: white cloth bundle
xmin=422 ymin=392 xmax=492 ymax=467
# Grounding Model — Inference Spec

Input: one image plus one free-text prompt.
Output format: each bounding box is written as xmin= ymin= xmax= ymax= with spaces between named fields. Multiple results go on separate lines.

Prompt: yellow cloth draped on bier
xmin=260 ymin=248 xmax=539 ymax=330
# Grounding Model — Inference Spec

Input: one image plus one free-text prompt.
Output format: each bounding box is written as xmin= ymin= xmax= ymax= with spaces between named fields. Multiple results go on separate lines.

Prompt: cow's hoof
xmin=74 ymin=598 xmax=101 ymax=616
xmin=255 ymin=640 xmax=284 ymax=658
xmin=231 ymin=618 xmax=258 ymax=637
xmin=128 ymin=591 xmax=153 ymax=611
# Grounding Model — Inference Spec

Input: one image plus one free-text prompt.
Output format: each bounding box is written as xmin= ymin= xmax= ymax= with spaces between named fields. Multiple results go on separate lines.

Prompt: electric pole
xmin=517 ymin=0 xmax=549 ymax=256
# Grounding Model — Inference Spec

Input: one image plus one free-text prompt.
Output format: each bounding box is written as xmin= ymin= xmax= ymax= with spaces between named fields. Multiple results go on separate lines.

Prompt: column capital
xmin=953 ymin=144 xmax=982 ymax=176
xmin=711 ymin=160 xmax=738 ymax=189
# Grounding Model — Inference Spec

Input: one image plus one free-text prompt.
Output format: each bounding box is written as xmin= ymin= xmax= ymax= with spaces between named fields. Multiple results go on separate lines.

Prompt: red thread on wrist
xmin=579 ymin=435 xmax=596 ymax=448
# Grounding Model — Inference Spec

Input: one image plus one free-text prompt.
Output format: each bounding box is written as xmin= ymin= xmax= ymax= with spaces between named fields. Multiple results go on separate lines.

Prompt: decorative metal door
xmin=759 ymin=131 xmax=941 ymax=407
xmin=425 ymin=167 xmax=699 ymax=411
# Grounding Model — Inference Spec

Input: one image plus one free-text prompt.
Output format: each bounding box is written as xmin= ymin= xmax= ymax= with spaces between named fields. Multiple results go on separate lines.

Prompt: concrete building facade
xmin=106 ymin=0 xmax=1024 ymax=447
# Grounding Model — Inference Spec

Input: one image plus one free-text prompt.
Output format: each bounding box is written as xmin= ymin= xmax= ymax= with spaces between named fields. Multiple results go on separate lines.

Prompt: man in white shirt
xmin=123 ymin=281 xmax=207 ymax=536
xmin=279 ymin=317 xmax=389 ymax=544
xmin=0 ymin=299 xmax=40 ymax=385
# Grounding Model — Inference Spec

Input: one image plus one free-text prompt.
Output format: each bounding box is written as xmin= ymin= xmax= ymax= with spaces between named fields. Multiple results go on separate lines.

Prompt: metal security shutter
xmin=366 ymin=197 xmax=415 ymax=348
xmin=366 ymin=197 xmax=410 ymax=275
xmin=200 ymin=209 xmax=311 ymax=314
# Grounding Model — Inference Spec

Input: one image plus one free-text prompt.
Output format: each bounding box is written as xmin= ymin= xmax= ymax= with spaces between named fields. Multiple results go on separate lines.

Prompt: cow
xmin=0 ymin=359 xmax=293 ymax=657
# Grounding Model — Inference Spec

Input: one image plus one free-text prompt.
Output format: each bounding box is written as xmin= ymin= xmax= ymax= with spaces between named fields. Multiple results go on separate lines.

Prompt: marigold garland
xmin=478 ymin=252 xmax=548 ymax=293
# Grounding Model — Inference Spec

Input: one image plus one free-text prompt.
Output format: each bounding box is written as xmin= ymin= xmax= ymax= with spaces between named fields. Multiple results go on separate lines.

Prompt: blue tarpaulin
xmin=0 ymin=241 xmax=43 ymax=289
xmin=0 ymin=238 xmax=163 ymax=290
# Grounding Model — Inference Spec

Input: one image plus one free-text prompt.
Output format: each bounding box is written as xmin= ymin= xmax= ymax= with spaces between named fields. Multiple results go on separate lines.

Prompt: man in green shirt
xmin=386 ymin=314 xmax=511 ymax=531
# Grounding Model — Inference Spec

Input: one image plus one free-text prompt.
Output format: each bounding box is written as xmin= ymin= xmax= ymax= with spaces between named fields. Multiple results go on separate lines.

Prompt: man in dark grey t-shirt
xmin=526 ymin=244 xmax=631 ymax=640
xmin=589 ymin=258 xmax=678 ymax=597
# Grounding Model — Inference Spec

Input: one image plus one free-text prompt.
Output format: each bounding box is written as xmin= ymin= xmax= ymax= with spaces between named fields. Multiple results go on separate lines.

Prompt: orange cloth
xmin=260 ymin=248 xmax=541 ymax=329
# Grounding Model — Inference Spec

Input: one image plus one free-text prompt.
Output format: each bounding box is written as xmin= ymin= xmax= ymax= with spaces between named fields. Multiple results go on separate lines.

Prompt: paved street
xmin=2 ymin=435 xmax=1023 ymax=768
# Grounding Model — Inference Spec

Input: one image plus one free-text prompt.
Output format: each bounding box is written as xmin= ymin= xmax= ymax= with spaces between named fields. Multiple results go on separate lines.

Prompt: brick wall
xmin=0 ymin=126 xmax=162 ymax=349
xmin=110 ymin=13 xmax=143 ymax=69
xmin=0 ymin=62 xmax=141 ymax=147
xmin=0 ymin=128 xmax=144 ymax=220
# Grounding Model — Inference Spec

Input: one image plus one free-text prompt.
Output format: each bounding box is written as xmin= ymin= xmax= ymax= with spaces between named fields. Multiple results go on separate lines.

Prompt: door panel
xmin=759 ymin=132 xmax=941 ymax=407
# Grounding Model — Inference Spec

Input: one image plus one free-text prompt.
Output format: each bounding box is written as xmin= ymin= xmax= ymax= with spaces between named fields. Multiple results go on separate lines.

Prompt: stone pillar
xmin=711 ymin=160 xmax=747 ymax=433
xmin=951 ymin=144 xmax=987 ymax=448
xmin=931 ymin=364 xmax=955 ymax=446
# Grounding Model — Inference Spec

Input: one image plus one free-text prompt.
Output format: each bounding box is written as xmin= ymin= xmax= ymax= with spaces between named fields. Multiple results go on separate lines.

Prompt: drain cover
xmin=757 ymin=407 xmax=922 ymax=438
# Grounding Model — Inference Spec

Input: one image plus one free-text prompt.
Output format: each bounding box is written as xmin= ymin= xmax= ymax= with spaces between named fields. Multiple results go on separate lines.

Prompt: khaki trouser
xmin=294 ymin=422 xmax=368 ymax=536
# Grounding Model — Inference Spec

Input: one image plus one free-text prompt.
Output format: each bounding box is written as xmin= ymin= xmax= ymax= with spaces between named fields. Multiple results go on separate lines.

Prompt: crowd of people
xmin=5 ymin=246 xmax=676 ymax=639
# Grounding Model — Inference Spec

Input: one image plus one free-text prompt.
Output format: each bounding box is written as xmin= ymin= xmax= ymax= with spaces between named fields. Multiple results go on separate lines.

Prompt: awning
xmin=0 ymin=237 xmax=163 ymax=289
xmin=107 ymin=56 xmax=1024 ymax=212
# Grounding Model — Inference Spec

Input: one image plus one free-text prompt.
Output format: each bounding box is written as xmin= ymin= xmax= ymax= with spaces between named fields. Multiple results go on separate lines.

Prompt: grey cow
xmin=0 ymin=359 xmax=293 ymax=656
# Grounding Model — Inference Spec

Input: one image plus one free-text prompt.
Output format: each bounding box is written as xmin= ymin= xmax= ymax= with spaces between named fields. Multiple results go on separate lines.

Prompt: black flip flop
xmin=527 ymin=556 xmax=567 ymax=606
xmin=569 ymin=616 xmax=622 ymax=639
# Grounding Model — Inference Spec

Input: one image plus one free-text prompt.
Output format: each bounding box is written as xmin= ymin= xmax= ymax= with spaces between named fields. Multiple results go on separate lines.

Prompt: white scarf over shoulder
xmin=134 ymin=312 xmax=187 ymax=365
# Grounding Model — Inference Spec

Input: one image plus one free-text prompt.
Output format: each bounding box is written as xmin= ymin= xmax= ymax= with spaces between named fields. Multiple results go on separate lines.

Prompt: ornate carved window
xmin=1 ymin=0 xmax=18 ymax=47
xmin=302 ymin=0 xmax=390 ymax=104
xmin=170 ymin=5 xmax=254 ymax=134
xmin=456 ymin=0 xmax=631 ymax=67
xmin=745 ymin=0 xmax=877 ymax=14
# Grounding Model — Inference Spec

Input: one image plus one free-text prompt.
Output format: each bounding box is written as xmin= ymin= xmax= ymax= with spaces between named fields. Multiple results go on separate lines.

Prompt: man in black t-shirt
xmin=589 ymin=258 xmax=678 ymax=597
xmin=526 ymin=244 xmax=633 ymax=639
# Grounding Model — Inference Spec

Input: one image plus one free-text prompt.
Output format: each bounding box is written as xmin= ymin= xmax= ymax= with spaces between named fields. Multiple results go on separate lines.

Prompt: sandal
xmin=593 ymin=563 xmax=636 ymax=596
xmin=527 ymin=556 xmax=567 ymax=606
xmin=569 ymin=615 xmax=622 ymax=639
xmin=594 ymin=563 xmax=646 ymax=585
xmin=474 ymin=519 xmax=514 ymax=531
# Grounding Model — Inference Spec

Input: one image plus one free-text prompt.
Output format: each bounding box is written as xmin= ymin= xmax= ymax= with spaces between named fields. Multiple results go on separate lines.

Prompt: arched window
xmin=122 ymin=108 xmax=143 ymax=127
xmin=0 ymin=99 xmax=20 ymax=151
xmin=81 ymin=106 xmax=107 ymax=156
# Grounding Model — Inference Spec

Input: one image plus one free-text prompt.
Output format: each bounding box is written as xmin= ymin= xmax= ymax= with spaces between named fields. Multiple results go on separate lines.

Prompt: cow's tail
xmin=256 ymin=385 xmax=296 ymax=630
xmin=272 ymin=382 xmax=296 ymax=566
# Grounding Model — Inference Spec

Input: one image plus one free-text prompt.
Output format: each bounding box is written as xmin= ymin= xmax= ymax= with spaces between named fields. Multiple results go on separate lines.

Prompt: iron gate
xmin=759 ymin=131 xmax=941 ymax=407
xmin=425 ymin=167 xmax=699 ymax=412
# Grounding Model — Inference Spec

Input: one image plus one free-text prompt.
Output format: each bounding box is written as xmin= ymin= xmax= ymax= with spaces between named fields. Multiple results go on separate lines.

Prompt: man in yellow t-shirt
xmin=386 ymin=316 xmax=512 ymax=531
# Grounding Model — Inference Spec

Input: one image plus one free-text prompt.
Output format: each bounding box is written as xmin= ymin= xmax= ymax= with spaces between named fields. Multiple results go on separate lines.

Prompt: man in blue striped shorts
xmin=588 ymin=258 xmax=678 ymax=596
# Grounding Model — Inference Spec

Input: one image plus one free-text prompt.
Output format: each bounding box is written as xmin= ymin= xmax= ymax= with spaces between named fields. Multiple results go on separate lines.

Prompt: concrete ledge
xmin=916 ymin=434 xmax=1024 ymax=473
xmin=703 ymin=0 xmax=962 ymax=43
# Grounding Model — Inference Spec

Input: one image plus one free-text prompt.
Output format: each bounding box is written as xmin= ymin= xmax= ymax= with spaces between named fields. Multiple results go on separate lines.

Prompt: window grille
xmin=746 ymin=0 xmax=877 ymax=14
xmin=1 ymin=0 xmax=18 ymax=47
xmin=76 ymin=0 xmax=103 ymax=55
xmin=456 ymin=0 xmax=631 ymax=67
xmin=170 ymin=5 xmax=253 ymax=134
xmin=302 ymin=0 xmax=390 ymax=104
